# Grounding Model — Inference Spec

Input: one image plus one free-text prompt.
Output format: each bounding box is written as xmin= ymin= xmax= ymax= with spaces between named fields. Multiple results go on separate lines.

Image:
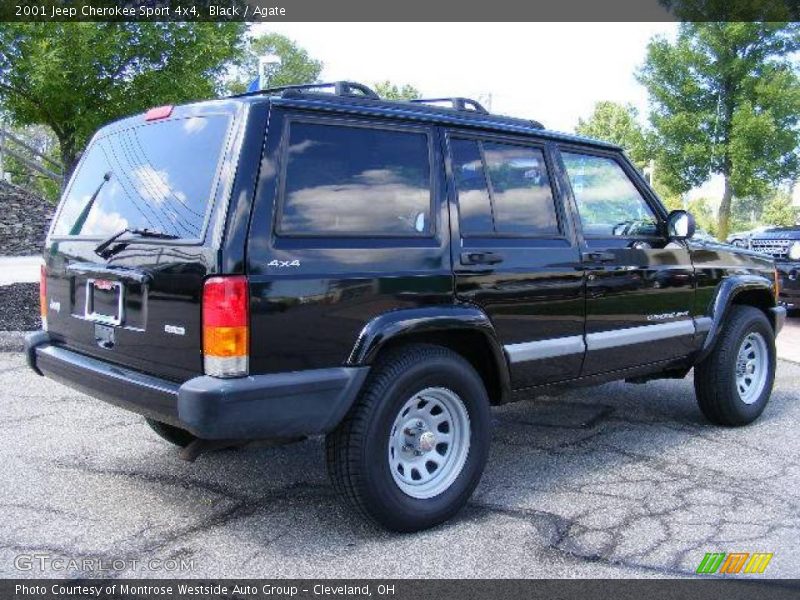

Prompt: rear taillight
xmin=202 ymin=276 xmax=249 ymax=378
xmin=39 ymin=264 xmax=47 ymax=331
xmin=144 ymin=105 xmax=173 ymax=121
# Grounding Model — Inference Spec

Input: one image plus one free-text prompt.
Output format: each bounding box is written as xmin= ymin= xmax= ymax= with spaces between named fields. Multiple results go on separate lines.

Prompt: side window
xmin=561 ymin=152 xmax=658 ymax=237
xmin=482 ymin=142 xmax=559 ymax=236
xmin=450 ymin=138 xmax=560 ymax=237
xmin=450 ymin=139 xmax=493 ymax=235
xmin=279 ymin=121 xmax=432 ymax=236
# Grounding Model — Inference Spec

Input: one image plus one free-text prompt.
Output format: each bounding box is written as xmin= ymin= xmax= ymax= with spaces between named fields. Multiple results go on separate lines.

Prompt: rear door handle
xmin=460 ymin=251 xmax=504 ymax=266
xmin=581 ymin=251 xmax=616 ymax=263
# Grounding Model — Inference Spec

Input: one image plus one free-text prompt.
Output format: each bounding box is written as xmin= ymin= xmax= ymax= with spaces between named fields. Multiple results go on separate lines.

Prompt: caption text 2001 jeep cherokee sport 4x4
xmin=26 ymin=82 xmax=786 ymax=532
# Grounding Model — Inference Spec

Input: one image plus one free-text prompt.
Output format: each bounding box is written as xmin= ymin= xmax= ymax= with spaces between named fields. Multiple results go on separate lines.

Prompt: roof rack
xmin=408 ymin=97 xmax=489 ymax=114
xmin=232 ymin=80 xmax=380 ymax=100
xmin=229 ymin=81 xmax=546 ymax=129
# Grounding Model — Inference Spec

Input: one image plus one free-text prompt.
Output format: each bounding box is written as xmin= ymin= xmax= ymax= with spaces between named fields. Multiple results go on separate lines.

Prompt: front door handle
xmin=461 ymin=251 xmax=504 ymax=266
xmin=581 ymin=251 xmax=616 ymax=263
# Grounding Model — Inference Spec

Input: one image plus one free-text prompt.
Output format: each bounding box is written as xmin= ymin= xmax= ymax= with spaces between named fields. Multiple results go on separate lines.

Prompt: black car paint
xmin=246 ymin=107 xmax=454 ymax=376
xmin=41 ymin=99 xmax=254 ymax=382
xmin=446 ymin=134 xmax=586 ymax=388
xmin=27 ymin=91 xmax=783 ymax=439
xmin=556 ymin=145 xmax=699 ymax=376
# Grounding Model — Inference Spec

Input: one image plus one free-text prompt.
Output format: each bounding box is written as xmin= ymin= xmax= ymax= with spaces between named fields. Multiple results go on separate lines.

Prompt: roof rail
xmin=408 ymin=97 xmax=489 ymax=114
xmin=231 ymin=80 xmax=380 ymax=100
xmin=229 ymin=82 xmax=546 ymax=130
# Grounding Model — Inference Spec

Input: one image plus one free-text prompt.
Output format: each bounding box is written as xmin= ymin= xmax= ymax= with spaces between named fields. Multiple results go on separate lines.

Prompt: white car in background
xmin=727 ymin=226 xmax=770 ymax=248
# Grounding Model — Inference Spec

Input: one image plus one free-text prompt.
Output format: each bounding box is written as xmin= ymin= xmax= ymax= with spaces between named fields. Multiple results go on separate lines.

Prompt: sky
xmin=250 ymin=23 xmax=796 ymax=207
xmin=254 ymin=22 xmax=677 ymax=134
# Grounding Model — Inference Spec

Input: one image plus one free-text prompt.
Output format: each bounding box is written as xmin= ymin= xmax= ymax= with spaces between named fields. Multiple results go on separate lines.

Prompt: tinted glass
xmin=450 ymin=138 xmax=493 ymax=235
xmin=279 ymin=122 xmax=431 ymax=236
xmin=53 ymin=115 xmax=230 ymax=238
xmin=562 ymin=152 xmax=658 ymax=237
xmin=482 ymin=142 xmax=559 ymax=235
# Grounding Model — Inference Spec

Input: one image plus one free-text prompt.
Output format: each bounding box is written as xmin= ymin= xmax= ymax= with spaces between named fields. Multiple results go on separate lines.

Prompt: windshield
xmin=52 ymin=114 xmax=231 ymax=239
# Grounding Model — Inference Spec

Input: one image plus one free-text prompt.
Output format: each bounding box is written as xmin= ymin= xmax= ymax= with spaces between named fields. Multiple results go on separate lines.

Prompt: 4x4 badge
xmin=267 ymin=260 xmax=301 ymax=268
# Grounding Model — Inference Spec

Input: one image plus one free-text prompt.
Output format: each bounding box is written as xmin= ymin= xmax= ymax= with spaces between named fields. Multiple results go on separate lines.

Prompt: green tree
xmin=638 ymin=22 xmax=800 ymax=240
xmin=0 ymin=122 xmax=61 ymax=202
xmin=686 ymin=197 xmax=718 ymax=235
xmin=373 ymin=81 xmax=421 ymax=101
xmin=0 ymin=23 xmax=245 ymax=184
xmin=762 ymin=190 xmax=799 ymax=226
xmin=575 ymin=101 xmax=651 ymax=168
xmin=226 ymin=33 xmax=322 ymax=95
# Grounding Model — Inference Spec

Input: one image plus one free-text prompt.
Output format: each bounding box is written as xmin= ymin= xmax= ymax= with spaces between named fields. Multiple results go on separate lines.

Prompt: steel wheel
xmin=735 ymin=331 xmax=769 ymax=405
xmin=388 ymin=387 xmax=471 ymax=499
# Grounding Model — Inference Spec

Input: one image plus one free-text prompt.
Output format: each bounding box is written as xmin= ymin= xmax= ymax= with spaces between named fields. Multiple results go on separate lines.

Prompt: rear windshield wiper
xmin=94 ymin=227 xmax=179 ymax=258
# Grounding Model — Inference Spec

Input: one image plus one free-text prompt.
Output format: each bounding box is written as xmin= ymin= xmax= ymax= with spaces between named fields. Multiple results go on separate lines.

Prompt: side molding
xmin=696 ymin=274 xmax=777 ymax=363
xmin=587 ymin=320 xmax=696 ymax=351
xmin=347 ymin=305 xmax=511 ymax=400
xmin=505 ymin=335 xmax=584 ymax=363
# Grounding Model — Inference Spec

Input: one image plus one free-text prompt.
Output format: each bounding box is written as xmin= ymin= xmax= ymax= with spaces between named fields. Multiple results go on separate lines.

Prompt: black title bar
xmin=2 ymin=0 xmax=800 ymax=22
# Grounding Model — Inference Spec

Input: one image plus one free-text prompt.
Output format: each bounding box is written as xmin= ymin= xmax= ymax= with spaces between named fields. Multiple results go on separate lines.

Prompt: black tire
xmin=694 ymin=305 xmax=776 ymax=426
xmin=145 ymin=417 xmax=196 ymax=448
xmin=326 ymin=344 xmax=491 ymax=532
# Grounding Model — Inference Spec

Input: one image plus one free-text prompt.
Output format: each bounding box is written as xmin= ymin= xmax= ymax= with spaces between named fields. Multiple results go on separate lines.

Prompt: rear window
xmin=52 ymin=115 xmax=231 ymax=239
xmin=278 ymin=121 xmax=432 ymax=236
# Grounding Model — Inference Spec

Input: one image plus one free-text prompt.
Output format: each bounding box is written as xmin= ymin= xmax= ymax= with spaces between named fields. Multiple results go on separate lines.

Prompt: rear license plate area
xmin=85 ymin=279 xmax=124 ymax=326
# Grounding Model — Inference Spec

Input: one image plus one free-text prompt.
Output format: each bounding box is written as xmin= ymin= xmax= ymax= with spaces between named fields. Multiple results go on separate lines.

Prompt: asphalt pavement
xmin=1 ymin=338 xmax=798 ymax=578
xmin=777 ymin=314 xmax=800 ymax=363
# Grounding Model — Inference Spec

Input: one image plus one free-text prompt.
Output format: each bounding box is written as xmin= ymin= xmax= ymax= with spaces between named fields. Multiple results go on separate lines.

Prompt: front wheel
xmin=326 ymin=344 xmax=491 ymax=532
xmin=694 ymin=306 xmax=776 ymax=426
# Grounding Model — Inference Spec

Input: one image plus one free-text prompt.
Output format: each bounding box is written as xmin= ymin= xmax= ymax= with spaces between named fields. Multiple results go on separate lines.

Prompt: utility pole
xmin=258 ymin=54 xmax=282 ymax=89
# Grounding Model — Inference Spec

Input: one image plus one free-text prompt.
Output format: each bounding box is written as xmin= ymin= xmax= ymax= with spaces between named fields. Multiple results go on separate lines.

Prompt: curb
xmin=0 ymin=331 xmax=30 ymax=352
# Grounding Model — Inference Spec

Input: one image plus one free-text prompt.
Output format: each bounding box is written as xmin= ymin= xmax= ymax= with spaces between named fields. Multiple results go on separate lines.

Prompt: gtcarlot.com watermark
xmin=14 ymin=552 xmax=195 ymax=573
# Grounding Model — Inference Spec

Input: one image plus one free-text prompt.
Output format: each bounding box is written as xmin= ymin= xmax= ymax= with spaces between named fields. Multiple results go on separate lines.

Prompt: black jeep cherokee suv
xmin=26 ymin=82 xmax=786 ymax=532
xmin=748 ymin=226 xmax=800 ymax=312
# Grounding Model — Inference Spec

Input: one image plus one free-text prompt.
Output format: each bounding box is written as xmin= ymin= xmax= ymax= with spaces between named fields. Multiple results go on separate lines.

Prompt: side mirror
xmin=667 ymin=210 xmax=696 ymax=240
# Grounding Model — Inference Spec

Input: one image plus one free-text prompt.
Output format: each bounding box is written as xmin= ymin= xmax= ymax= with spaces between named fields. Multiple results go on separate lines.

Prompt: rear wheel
xmin=326 ymin=344 xmax=491 ymax=532
xmin=145 ymin=418 xmax=196 ymax=448
xmin=694 ymin=306 xmax=776 ymax=426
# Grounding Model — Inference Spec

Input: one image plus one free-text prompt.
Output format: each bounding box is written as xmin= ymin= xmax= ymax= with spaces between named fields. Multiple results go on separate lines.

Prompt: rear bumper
xmin=25 ymin=332 xmax=369 ymax=440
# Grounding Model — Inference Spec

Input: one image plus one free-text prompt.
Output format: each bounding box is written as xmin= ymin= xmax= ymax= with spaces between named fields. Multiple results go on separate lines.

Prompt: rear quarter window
xmin=277 ymin=120 xmax=433 ymax=237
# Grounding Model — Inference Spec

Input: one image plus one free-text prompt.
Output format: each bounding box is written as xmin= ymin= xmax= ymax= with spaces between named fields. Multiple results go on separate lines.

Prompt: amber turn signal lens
xmin=774 ymin=267 xmax=780 ymax=302
xmin=202 ymin=325 xmax=248 ymax=358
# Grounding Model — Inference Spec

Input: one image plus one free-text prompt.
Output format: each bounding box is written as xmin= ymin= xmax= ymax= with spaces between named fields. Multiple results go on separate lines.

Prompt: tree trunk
xmin=58 ymin=136 xmax=78 ymax=191
xmin=717 ymin=175 xmax=734 ymax=241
